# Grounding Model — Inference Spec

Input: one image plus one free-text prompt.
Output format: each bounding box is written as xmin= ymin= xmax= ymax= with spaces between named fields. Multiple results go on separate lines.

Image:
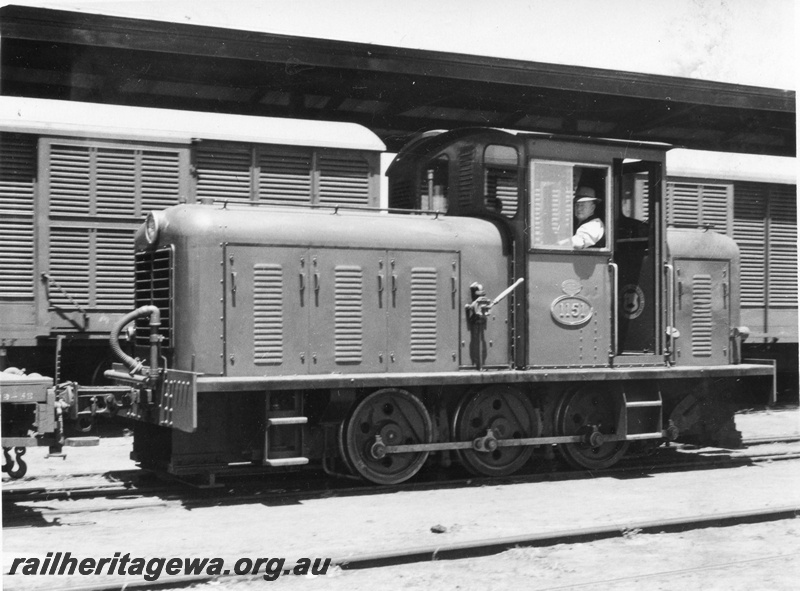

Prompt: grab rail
xmin=608 ymin=261 xmax=619 ymax=358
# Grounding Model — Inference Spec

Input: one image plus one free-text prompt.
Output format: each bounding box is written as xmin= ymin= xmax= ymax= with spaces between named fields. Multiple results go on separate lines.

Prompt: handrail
xmin=608 ymin=261 xmax=619 ymax=359
xmin=198 ymin=199 xmax=446 ymax=217
xmin=664 ymin=263 xmax=675 ymax=360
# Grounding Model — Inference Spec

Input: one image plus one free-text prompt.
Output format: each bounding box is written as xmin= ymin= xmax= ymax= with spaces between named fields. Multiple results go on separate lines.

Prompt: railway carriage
xmin=0 ymin=97 xmax=384 ymax=426
xmin=665 ymin=150 xmax=797 ymax=402
xmin=105 ymin=127 xmax=776 ymax=484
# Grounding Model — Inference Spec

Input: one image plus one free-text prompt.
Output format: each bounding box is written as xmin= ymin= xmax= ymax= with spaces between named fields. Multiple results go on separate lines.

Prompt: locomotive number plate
xmin=550 ymin=295 xmax=593 ymax=327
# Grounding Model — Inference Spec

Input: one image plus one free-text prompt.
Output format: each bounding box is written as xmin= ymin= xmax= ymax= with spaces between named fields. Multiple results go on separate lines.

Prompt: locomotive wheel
xmin=343 ymin=388 xmax=433 ymax=485
xmin=556 ymin=386 xmax=629 ymax=470
xmin=453 ymin=385 xmax=540 ymax=477
xmin=337 ymin=416 xmax=357 ymax=476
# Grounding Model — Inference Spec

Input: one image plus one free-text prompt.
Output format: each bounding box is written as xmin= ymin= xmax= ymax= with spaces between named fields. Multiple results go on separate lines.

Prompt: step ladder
xmin=264 ymin=392 xmax=309 ymax=467
xmin=620 ymin=388 xmax=664 ymax=441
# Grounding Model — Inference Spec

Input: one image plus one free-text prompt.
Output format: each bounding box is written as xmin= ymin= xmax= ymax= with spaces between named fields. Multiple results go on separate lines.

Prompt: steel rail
xmin=332 ymin=505 xmax=800 ymax=570
xmin=742 ymin=434 xmax=800 ymax=446
xmin=30 ymin=505 xmax=800 ymax=591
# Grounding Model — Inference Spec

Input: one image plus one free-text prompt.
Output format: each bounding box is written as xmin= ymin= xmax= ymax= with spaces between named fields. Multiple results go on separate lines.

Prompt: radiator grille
xmin=134 ymin=248 xmax=173 ymax=348
xmin=334 ymin=266 xmax=364 ymax=363
xmin=253 ymin=264 xmax=284 ymax=365
xmin=410 ymin=268 xmax=438 ymax=361
xmin=691 ymin=274 xmax=712 ymax=357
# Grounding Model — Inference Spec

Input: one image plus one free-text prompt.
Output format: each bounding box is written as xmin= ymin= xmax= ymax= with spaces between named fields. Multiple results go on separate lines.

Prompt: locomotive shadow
xmin=1 ymin=503 xmax=55 ymax=529
xmin=149 ymin=443 xmax=763 ymax=511
xmin=0 ymin=443 xmax=764 ymax=527
xmin=0 ymin=468 xmax=156 ymax=529
xmin=591 ymin=443 xmax=763 ymax=480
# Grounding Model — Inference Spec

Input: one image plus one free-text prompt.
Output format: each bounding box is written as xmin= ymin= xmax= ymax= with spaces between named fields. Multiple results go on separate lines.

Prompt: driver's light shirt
xmin=571 ymin=218 xmax=604 ymax=249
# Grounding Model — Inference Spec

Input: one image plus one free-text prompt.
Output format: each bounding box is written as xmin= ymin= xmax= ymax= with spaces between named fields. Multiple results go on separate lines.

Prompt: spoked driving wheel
xmin=342 ymin=388 xmax=433 ymax=485
xmin=556 ymin=386 xmax=629 ymax=470
xmin=453 ymin=385 xmax=540 ymax=477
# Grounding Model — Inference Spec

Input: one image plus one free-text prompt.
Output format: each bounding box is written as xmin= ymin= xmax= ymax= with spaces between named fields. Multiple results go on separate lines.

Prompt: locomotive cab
xmin=388 ymin=128 xmax=670 ymax=369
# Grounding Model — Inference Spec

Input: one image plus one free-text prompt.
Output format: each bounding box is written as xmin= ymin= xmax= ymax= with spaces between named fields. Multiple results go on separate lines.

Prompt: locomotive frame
xmin=104 ymin=127 xmax=776 ymax=485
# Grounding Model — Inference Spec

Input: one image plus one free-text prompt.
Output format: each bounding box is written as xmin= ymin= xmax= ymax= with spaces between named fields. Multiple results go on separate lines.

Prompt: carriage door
xmin=614 ymin=160 xmax=663 ymax=360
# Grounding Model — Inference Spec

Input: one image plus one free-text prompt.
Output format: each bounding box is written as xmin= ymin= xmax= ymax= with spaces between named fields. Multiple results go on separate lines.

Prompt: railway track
xmin=741 ymin=434 xmax=800 ymax=445
xmin=11 ymin=504 xmax=800 ymax=591
xmin=331 ymin=505 xmax=800 ymax=569
xmin=3 ymin=438 xmax=800 ymax=524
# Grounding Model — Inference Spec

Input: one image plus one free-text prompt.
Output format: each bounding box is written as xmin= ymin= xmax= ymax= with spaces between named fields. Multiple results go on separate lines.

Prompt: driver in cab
xmin=567 ymin=187 xmax=605 ymax=249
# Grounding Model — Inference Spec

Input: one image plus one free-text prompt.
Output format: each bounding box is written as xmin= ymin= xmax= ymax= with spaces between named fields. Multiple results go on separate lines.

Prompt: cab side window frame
xmin=529 ymin=159 xmax=611 ymax=252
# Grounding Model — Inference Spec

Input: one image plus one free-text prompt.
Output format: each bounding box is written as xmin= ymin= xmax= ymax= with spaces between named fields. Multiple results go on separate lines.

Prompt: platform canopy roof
xmin=0 ymin=4 xmax=795 ymax=156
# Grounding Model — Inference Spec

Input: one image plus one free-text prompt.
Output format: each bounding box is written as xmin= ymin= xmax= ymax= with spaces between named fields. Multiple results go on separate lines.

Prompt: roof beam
xmin=2 ymin=6 xmax=792 ymax=112
xmin=0 ymin=5 xmax=794 ymax=157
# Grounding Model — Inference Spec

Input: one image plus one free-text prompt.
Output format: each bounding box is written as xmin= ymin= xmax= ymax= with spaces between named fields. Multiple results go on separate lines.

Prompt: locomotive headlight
xmin=144 ymin=211 xmax=163 ymax=245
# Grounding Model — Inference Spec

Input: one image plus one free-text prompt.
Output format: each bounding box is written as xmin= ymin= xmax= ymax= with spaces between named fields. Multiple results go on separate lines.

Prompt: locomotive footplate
xmin=193 ymin=363 xmax=776 ymax=392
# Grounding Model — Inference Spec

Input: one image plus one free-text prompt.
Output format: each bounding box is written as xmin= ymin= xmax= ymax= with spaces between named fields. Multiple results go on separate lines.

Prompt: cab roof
xmin=387 ymin=127 xmax=672 ymax=174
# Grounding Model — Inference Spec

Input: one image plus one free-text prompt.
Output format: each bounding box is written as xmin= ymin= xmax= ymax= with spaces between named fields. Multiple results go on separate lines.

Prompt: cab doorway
xmin=614 ymin=160 xmax=663 ymax=359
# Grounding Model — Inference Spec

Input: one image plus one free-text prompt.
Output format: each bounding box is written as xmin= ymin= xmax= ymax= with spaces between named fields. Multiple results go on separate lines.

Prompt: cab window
xmin=530 ymin=161 xmax=608 ymax=250
xmin=484 ymin=144 xmax=519 ymax=218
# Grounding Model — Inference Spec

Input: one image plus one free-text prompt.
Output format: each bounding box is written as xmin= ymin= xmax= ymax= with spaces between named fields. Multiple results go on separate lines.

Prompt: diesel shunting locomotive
xmin=104 ymin=127 xmax=775 ymax=485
